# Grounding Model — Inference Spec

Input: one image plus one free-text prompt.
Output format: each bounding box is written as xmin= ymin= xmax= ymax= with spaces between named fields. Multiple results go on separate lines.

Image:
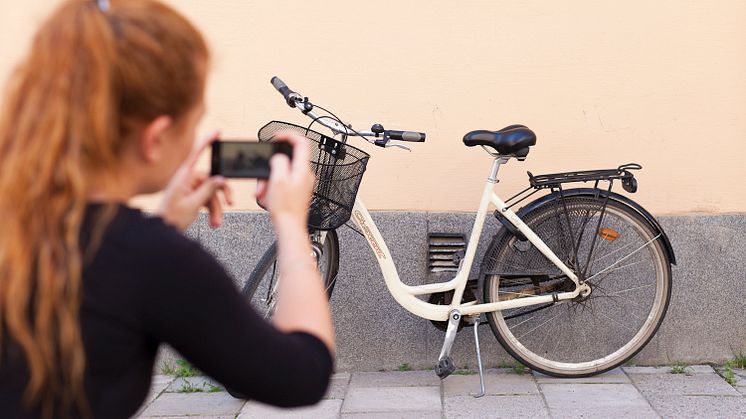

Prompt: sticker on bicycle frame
xmin=353 ymin=210 xmax=386 ymax=259
xmin=598 ymin=228 xmax=620 ymax=241
xmin=318 ymin=135 xmax=347 ymax=160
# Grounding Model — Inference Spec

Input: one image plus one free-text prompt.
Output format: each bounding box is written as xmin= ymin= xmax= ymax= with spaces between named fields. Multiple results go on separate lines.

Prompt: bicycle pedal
xmin=435 ymin=356 xmax=456 ymax=379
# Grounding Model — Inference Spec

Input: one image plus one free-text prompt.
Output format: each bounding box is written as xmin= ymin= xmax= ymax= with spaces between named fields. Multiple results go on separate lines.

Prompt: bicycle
xmin=242 ymin=76 xmax=675 ymax=397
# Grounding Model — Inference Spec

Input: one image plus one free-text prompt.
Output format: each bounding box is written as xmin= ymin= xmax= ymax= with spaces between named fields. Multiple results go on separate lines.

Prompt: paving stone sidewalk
xmin=136 ymin=365 xmax=746 ymax=419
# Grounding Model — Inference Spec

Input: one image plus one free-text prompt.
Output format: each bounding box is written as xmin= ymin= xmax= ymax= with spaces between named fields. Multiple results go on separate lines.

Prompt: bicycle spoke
xmin=597 ymin=311 xmax=636 ymax=334
xmin=592 ymin=292 xmax=650 ymax=315
xmin=579 ymin=321 xmax=590 ymax=347
xmin=585 ymin=234 xmax=661 ymax=282
xmin=589 ymin=259 xmax=648 ymax=287
xmin=516 ymin=311 xmax=564 ymax=340
xmin=526 ymin=310 xmax=555 ymax=354
xmin=587 ymin=241 xmax=635 ymax=265
xmin=548 ymin=321 xmax=564 ymax=355
xmin=508 ymin=311 xmax=541 ymax=330
xmin=607 ymin=283 xmax=654 ymax=295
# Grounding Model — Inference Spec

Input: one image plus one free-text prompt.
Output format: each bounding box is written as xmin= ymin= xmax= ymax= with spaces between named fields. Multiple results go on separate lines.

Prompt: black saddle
xmin=463 ymin=124 xmax=536 ymax=160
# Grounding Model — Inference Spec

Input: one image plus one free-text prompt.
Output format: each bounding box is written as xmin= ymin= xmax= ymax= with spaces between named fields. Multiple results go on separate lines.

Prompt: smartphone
xmin=210 ymin=140 xmax=293 ymax=179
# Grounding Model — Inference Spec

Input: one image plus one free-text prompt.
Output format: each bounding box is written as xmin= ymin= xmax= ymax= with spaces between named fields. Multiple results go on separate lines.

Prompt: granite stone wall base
xmin=156 ymin=211 xmax=746 ymax=373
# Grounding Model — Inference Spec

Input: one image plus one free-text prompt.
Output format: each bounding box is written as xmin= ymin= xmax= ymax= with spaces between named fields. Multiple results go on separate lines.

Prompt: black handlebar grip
xmin=386 ymin=130 xmax=426 ymax=142
xmin=270 ymin=76 xmax=297 ymax=107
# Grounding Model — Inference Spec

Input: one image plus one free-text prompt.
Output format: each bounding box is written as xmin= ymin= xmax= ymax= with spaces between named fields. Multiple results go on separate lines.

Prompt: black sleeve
xmin=140 ymin=233 xmax=333 ymax=407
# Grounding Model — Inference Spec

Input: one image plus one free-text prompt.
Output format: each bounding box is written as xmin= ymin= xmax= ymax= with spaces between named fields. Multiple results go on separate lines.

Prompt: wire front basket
xmin=258 ymin=121 xmax=370 ymax=230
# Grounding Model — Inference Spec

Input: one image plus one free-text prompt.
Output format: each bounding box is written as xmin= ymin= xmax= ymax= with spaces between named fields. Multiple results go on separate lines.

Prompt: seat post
xmin=488 ymin=156 xmax=510 ymax=183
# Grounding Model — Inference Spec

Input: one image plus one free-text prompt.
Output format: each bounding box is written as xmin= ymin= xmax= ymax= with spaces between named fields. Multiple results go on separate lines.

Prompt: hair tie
xmin=96 ymin=0 xmax=110 ymax=12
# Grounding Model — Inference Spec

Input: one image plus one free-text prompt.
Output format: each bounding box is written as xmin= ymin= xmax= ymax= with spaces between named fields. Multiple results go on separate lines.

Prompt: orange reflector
xmin=599 ymin=228 xmax=620 ymax=241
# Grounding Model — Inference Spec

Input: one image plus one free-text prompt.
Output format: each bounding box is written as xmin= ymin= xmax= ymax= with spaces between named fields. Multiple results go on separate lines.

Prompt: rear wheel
xmin=483 ymin=196 xmax=671 ymax=376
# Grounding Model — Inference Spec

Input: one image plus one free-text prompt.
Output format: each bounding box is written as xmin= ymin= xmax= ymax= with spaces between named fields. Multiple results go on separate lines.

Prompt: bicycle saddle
xmin=463 ymin=124 xmax=536 ymax=159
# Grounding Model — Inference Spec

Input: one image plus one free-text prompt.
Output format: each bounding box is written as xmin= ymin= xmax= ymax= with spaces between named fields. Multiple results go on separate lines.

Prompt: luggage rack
xmin=528 ymin=163 xmax=642 ymax=193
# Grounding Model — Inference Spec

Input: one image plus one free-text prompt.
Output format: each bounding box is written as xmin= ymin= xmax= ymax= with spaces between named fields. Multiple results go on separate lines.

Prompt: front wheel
xmin=228 ymin=230 xmax=340 ymax=399
xmin=483 ymin=196 xmax=672 ymax=377
xmin=241 ymin=229 xmax=340 ymax=320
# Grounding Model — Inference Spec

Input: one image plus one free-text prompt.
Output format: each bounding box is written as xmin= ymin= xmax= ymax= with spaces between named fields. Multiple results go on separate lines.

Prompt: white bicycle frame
xmin=350 ymin=157 xmax=589 ymax=322
xmin=291 ymin=100 xmax=590 ymax=323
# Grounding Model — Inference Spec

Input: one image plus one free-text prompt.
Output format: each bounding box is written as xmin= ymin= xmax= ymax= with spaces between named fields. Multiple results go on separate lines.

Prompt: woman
xmin=0 ymin=1 xmax=335 ymax=418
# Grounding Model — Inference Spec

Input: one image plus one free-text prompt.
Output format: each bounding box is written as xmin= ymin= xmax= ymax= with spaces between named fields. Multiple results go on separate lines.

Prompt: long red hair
xmin=0 ymin=0 xmax=208 ymax=416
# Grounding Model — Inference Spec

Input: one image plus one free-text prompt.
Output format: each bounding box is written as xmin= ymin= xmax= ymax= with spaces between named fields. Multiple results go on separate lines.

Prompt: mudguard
xmin=477 ymin=188 xmax=676 ymax=303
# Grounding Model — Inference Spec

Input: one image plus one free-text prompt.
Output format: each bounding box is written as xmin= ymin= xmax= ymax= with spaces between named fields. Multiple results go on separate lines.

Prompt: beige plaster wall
xmin=2 ymin=1 xmax=744 ymax=214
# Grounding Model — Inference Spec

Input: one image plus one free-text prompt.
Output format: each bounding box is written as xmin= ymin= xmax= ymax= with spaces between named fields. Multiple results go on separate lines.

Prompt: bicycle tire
xmin=483 ymin=195 xmax=672 ymax=377
xmin=241 ymin=229 xmax=340 ymax=320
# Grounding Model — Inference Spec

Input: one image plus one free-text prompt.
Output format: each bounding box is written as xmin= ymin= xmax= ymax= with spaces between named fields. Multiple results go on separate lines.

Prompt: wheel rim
xmin=248 ymin=235 xmax=336 ymax=320
xmin=486 ymin=198 xmax=670 ymax=375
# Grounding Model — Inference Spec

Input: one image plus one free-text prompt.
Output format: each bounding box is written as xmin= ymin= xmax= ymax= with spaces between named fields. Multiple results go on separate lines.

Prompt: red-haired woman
xmin=0 ymin=1 xmax=334 ymax=417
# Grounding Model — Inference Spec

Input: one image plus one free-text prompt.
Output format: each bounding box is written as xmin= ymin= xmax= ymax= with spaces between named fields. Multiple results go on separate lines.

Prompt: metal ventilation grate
xmin=428 ymin=233 xmax=466 ymax=273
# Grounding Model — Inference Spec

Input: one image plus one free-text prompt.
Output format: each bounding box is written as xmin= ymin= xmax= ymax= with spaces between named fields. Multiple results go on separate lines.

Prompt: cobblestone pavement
xmin=136 ymin=365 xmax=746 ymax=418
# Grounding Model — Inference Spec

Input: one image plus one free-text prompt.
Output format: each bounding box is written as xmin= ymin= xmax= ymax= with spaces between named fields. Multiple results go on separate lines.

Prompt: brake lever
xmin=370 ymin=137 xmax=412 ymax=152
xmin=386 ymin=143 xmax=412 ymax=152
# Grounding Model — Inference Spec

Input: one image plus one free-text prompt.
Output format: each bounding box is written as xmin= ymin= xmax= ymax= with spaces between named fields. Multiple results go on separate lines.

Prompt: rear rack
xmin=528 ymin=163 xmax=641 ymax=192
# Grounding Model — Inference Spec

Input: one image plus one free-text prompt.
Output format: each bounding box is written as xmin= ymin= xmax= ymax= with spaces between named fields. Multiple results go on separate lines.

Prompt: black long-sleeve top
xmin=0 ymin=203 xmax=333 ymax=418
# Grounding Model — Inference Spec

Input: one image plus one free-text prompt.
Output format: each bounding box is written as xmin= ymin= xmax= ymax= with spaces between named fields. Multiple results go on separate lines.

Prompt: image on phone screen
xmin=211 ymin=140 xmax=292 ymax=179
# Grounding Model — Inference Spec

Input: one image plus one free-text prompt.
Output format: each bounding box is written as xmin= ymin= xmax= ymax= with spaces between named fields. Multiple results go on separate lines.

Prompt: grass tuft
xmin=160 ymin=362 xmax=175 ymax=376
xmin=721 ymin=362 xmax=737 ymax=387
xmin=397 ymin=363 xmax=413 ymax=372
xmin=204 ymin=382 xmax=222 ymax=393
xmin=176 ymin=379 xmax=222 ymax=393
xmin=670 ymin=362 xmax=693 ymax=375
xmin=453 ymin=369 xmax=477 ymax=375
xmin=511 ymin=363 xmax=527 ymax=375
xmin=174 ymin=359 xmax=200 ymax=378
xmin=177 ymin=379 xmax=202 ymax=393
xmin=732 ymin=351 xmax=746 ymax=369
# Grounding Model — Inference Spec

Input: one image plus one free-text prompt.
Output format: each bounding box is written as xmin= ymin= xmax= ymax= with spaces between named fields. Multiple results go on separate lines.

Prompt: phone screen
xmin=211 ymin=141 xmax=275 ymax=178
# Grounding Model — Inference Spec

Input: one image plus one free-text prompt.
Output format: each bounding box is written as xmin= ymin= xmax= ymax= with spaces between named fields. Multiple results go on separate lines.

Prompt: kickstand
xmin=471 ymin=317 xmax=486 ymax=398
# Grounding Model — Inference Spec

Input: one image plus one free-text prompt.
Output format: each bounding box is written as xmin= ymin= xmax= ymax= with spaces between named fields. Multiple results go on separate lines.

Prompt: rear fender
xmin=477 ymin=188 xmax=676 ymax=302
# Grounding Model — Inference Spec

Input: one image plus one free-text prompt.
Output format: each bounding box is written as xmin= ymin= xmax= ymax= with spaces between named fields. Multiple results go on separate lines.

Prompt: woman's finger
xmin=222 ymin=181 xmax=234 ymax=206
xmin=272 ymin=131 xmax=310 ymax=177
xmin=187 ymin=175 xmax=225 ymax=210
xmin=185 ymin=130 xmax=220 ymax=169
xmin=269 ymin=153 xmax=291 ymax=185
xmin=256 ymin=179 xmax=267 ymax=198
xmin=255 ymin=179 xmax=268 ymax=209
xmin=207 ymin=194 xmax=223 ymax=228
xmin=191 ymin=171 xmax=208 ymax=189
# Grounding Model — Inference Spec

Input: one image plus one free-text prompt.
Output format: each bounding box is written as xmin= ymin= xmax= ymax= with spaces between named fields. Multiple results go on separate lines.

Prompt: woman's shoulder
xmin=86 ymin=203 xmax=206 ymax=261
xmin=85 ymin=203 xmax=233 ymax=293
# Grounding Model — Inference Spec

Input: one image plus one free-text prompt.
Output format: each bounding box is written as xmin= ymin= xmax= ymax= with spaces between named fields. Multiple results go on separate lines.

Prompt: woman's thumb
xmin=269 ymin=153 xmax=290 ymax=181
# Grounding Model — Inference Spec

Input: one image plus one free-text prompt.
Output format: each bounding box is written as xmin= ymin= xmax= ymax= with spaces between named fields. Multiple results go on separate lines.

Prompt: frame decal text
xmin=354 ymin=210 xmax=387 ymax=260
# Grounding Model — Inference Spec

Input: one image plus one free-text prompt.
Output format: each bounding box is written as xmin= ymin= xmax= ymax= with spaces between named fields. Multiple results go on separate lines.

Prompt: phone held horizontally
xmin=211 ymin=140 xmax=293 ymax=179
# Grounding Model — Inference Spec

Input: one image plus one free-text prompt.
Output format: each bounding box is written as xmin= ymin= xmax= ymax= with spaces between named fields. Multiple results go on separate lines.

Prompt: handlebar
xmin=270 ymin=76 xmax=301 ymax=107
xmin=386 ymin=130 xmax=426 ymax=142
xmin=269 ymin=76 xmax=426 ymax=147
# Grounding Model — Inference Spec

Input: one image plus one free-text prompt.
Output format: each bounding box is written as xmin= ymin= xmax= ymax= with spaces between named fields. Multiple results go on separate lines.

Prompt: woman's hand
xmin=158 ymin=131 xmax=234 ymax=231
xmin=255 ymin=131 xmax=313 ymax=230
